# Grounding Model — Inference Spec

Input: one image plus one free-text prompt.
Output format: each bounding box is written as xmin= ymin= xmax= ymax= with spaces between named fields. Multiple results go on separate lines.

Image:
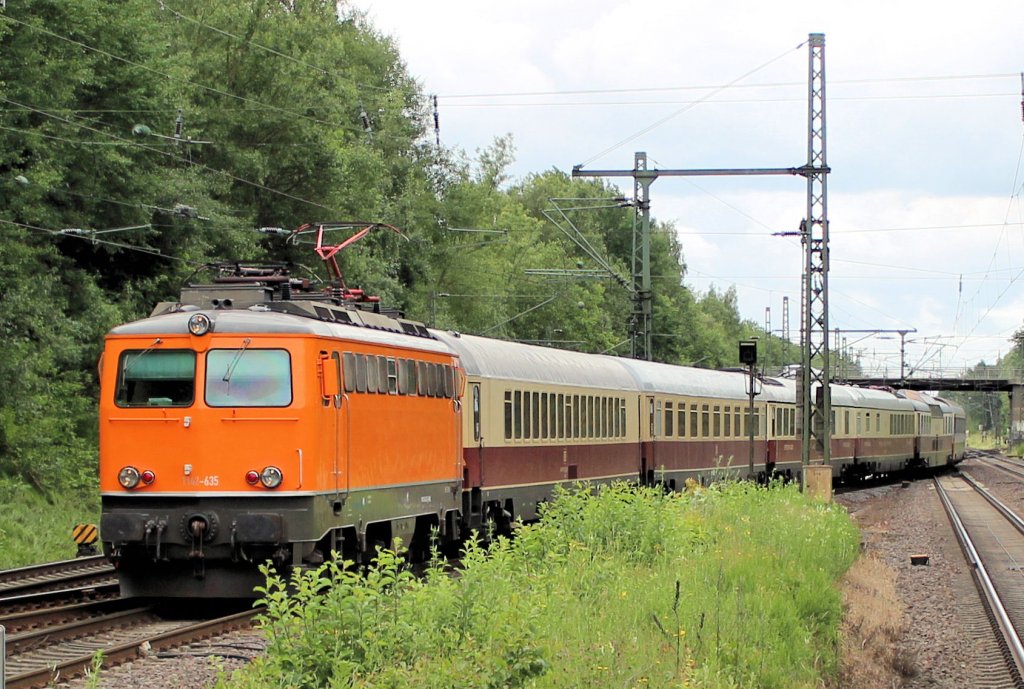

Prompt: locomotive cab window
xmin=205 ymin=349 xmax=292 ymax=407
xmin=116 ymin=349 xmax=195 ymax=407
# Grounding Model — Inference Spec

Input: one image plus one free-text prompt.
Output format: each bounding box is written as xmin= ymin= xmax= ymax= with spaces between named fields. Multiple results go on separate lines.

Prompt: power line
xmin=155 ymin=0 xmax=392 ymax=94
xmin=0 ymin=14 xmax=361 ymax=133
xmin=578 ymin=39 xmax=808 ymax=167
xmin=0 ymin=217 xmax=194 ymax=264
xmin=436 ymin=72 xmax=1019 ymax=100
xmin=1 ymin=96 xmax=340 ymax=214
xmin=440 ymin=92 xmax=1017 ymax=109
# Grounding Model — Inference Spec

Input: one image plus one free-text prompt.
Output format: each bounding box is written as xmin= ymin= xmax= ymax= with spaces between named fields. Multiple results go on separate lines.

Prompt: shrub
xmin=223 ymin=481 xmax=858 ymax=689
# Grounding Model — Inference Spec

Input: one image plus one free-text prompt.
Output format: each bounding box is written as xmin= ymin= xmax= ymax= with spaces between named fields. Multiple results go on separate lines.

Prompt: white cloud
xmin=349 ymin=0 xmax=1024 ymax=370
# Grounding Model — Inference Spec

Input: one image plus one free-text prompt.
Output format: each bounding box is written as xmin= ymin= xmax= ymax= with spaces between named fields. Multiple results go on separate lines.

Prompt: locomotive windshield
xmin=115 ymin=349 xmax=196 ymax=407
xmin=205 ymin=349 xmax=292 ymax=407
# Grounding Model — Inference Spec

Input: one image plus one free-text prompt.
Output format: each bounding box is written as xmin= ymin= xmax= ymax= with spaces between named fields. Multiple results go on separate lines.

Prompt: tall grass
xmin=224 ymin=481 xmax=858 ymax=689
xmin=0 ymin=477 xmax=101 ymax=569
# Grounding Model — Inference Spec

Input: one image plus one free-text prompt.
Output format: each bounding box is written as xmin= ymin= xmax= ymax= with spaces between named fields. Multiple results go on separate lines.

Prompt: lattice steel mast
xmin=798 ymin=33 xmax=831 ymax=472
xmin=573 ymin=36 xmax=830 ymax=378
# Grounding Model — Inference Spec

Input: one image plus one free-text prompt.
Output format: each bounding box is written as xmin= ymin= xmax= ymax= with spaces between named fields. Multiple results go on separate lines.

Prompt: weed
xmin=229 ymin=481 xmax=858 ymax=689
xmin=83 ymin=650 xmax=104 ymax=689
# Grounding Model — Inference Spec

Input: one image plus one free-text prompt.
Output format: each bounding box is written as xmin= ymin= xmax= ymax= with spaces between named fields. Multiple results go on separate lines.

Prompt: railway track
xmin=935 ymin=473 xmax=1024 ymax=687
xmin=2 ymin=603 xmax=259 ymax=689
xmin=0 ymin=556 xmax=116 ymax=602
xmin=970 ymin=448 xmax=1024 ymax=480
xmin=0 ymin=556 xmax=261 ymax=687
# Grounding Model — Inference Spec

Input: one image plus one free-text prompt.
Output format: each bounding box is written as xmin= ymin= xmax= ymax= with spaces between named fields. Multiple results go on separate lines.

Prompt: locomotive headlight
xmin=187 ymin=313 xmax=212 ymax=336
xmin=118 ymin=466 xmax=141 ymax=489
xmin=260 ymin=465 xmax=283 ymax=488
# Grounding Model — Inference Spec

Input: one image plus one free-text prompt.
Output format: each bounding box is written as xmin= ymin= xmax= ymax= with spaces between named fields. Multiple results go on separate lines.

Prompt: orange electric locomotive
xmin=99 ymin=267 xmax=464 ymax=597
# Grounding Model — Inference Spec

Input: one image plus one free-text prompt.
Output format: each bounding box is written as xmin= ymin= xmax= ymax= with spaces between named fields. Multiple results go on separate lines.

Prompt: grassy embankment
xmin=0 ymin=478 xmax=100 ymax=569
xmin=221 ymin=481 xmax=859 ymax=689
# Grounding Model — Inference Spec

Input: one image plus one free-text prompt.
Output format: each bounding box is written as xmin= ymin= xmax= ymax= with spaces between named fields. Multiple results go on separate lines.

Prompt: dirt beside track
xmin=836 ymin=469 xmax=1009 ymax=689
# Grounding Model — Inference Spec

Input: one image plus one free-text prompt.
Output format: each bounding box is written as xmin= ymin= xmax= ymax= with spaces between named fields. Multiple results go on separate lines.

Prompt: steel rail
xmin=935 ymin=476 xmax=1024 ymax=683
xmin=960 ymin=471 xmax=1024 ymax=533
xmin=0 ymin=597 xmax=137 ymax=635
xmin=0 ymin=582 xmax=119 ymax=608
xmin=0 ymin=555 xmax=108 ymax=586
xmin=5 ymin=605 xmax=154 ymax=655
xmin=3 ymin=607 xmax=261 ymax=689
xmin=0 ymin=556 xmax=115 ymax=599
xmin=973 ymin=452 xmax=1024 ymax=482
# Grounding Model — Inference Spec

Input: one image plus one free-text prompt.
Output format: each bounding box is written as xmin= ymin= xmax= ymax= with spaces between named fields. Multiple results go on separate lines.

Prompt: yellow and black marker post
xmin=72 ymin=523 xmax=99 ymax=557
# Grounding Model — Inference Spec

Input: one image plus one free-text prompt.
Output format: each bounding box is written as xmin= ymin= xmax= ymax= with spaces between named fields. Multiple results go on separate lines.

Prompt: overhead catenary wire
xmin=435 ymin=72 xmax=1020 ymax=100
xmin=1 ymin=96 xmax=342 ymax=215
xmin=0 ymin=217 xmax=194 ymax=264
xmin=577 ymin=39 xmax=809 ymax=168
xmin=0 ymin=14 xmax=367 ymax=134
xmin=155 ymin=0 xmax=393 ymax=94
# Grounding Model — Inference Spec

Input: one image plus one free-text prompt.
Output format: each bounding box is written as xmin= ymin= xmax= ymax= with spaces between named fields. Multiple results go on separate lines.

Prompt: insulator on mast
xmin=432 ymin=95 xmax=440 ymax=147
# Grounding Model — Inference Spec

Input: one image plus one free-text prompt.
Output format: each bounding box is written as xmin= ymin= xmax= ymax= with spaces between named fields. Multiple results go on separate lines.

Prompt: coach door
xmin=322 ymin=352 xmax=348 ymax=505
xmin=641 ymin=395 xmax=656 ymax=484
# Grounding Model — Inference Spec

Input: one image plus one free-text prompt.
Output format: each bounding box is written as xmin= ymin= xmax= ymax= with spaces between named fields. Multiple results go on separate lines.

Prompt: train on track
xmin=98 ymin=261 xmax=966 ymax=598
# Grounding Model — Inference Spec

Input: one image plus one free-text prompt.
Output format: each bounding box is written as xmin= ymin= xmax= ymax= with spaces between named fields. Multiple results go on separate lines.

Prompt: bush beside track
xmin=221 ymin=481 xmax=859 ymax=689
xmin=0 ymin=477 xmax=100 ymax=570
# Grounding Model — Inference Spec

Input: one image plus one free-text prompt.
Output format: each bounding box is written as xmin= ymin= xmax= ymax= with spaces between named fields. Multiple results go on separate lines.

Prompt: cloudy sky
xmin=351 ymin=0 xmax=1024 ymax=376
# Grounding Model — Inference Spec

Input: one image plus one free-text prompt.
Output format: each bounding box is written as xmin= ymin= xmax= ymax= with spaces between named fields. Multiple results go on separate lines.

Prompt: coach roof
xmin=433 ymin=332 xmax=638 ymax=390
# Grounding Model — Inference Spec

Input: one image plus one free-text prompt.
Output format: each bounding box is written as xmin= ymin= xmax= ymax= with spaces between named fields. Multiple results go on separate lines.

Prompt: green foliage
xmin=946 ymin=360 xmax=1009 ymax=439
xmin=224 ymin=482 xmax=858 ymax=689
xmin=0 ymin=476 xmax=100 ymax=569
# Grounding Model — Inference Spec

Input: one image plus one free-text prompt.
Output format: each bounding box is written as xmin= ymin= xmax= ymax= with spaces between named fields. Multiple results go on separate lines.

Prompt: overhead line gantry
xmin=572 ymin=33 xmax=831 ymax=477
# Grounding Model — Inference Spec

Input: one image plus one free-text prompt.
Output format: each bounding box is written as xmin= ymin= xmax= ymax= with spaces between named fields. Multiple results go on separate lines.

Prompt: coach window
xmin=330 ymin=352 xmax=343 ymax=408
xmin=664 ymin=401 xmax=674 ymax=436
xmin=711 ymin=405 xmax=720 ymax=438
xmin=701 ymin=404 xmax=710 ymax=438
xmin=116 ymin=349 xmax=196 ymax=407
xmin=513 ymin=391 xmax=523 ymax=439
xmin=206 ymin=349 xmax=291 ymax=407
xmin=440 ymin=365 xmax=451 ymax=398
xmin=504 ymin=391 xmax=512 ymax=440
xmin=677 ymin=406 xmax=686 ymax=438
xmin=384 ymin=358 xmax=397 ymax=394
xmin=689 ymin=404 xmax=698 ymax=438
xmin=373 ymin=357 xmax=385 ymax=394
xmin=397 ymin=360 xmax=410 ymax=395
xmin=342 ymin=353 xmax=357 ymax=393
xmin=531 ymin=392 xmax=540 ymax=439
xmin=354 ymin=354 xmax=367 ymax=393
xmin=365 ymin=355 xmax=378 ymax=393
xmin=723 ymin=406 xmax=731 ymax=437
xmin=415 ymin=362 xmax=426 ymax=395
xmin=522 ymin=391 xmax=532 ymax=439
xmin=469 ymin=384 xmax=480 ymax=439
